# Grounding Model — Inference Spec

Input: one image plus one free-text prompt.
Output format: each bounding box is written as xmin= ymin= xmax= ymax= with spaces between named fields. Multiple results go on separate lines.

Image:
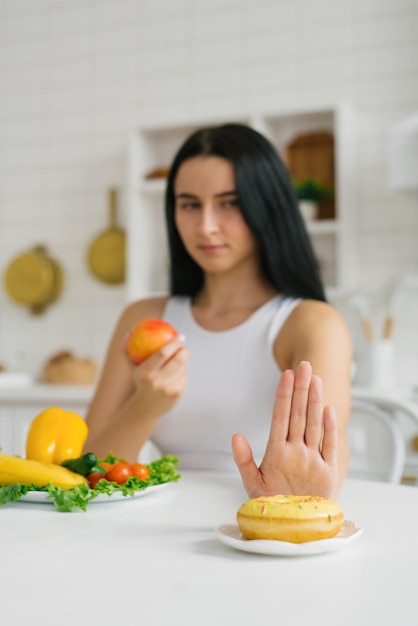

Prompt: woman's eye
xmin=222 ymin=198 xmax=240 ymax=209
xmin=178 ymin=201 xmax=200 ymax=210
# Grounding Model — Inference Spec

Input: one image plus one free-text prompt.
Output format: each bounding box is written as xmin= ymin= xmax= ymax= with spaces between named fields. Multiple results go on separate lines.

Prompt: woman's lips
xmin=198 ymin=245 xmax=226 ymax=254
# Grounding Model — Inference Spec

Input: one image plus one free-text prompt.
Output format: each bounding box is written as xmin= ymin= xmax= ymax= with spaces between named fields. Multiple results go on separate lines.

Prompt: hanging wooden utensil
xmin=87 ymin=188 xmax=126 ymax=285
xmin=3 ymin=245 xmax=64 ymax=315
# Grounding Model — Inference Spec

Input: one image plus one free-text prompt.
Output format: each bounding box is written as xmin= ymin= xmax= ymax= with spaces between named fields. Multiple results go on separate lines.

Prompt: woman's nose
xmin=198 ymin=206 xmax=219 ymax=234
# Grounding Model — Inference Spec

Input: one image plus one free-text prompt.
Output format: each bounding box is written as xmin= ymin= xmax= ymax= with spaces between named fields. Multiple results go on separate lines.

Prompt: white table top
xmin=1 ymin=471 xmax=417 ymax=626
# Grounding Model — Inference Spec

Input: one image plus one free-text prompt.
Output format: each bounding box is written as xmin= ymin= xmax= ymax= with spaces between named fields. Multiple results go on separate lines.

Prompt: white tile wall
xmin=0 ymin=0 xmax=417 ymax=388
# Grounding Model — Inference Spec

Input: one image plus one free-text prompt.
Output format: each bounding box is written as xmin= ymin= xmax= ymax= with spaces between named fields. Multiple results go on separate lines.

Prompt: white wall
xmin=0 ymin=0 xmax=417 ymax=386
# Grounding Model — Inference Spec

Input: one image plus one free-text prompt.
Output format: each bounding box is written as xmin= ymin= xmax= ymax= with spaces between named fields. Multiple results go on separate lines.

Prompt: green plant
xmin=292 ymin=177 xmax=334 ymax=202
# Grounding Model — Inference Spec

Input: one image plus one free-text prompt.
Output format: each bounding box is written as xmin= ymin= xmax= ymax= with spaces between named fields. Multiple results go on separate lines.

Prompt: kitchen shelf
xmin=0 ymin=384 xmax=94 ymax=405
xmin=306 ymin=219 xmax=341 ymax=234
xmin=126 ymin=104 xmax=357 ymax=302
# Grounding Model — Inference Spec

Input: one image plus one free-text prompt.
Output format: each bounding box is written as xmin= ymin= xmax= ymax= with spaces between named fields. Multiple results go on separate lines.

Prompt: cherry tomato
xmin=105 ymin=461 xmax=133 ymax=484
xmin=98 ymin=461 xmax=113 ymax=471
xmin=130 ymin=462 xmax=150 ymax=481
xmin=87 ymin=472 xmax=106 ymax=489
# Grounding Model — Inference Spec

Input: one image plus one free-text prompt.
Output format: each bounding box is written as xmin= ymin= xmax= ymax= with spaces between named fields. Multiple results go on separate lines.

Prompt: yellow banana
xmin=0 ymin=453 xmax=87 ymax=490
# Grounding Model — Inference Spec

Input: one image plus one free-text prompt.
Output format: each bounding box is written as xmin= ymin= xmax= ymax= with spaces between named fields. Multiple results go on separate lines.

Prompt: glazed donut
xmin=237 ymin=495 xmax=344 ymax=543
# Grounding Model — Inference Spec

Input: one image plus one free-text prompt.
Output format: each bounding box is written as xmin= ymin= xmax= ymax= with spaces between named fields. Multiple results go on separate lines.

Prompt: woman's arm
xmin=232 ymin=300 xmax=352 ymax=499
xmin=83 ymin=297 xmax=189 ymax=461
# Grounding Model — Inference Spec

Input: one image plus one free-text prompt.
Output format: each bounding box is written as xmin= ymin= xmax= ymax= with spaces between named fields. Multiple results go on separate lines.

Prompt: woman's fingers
xmin=231 ymin=433 xmax=253 ymax=468
xmin=141 ymin=336 xmax=186 ymax=368
xmin=268 ymin=362 xmax=329 ymax=453
xmin=266 ymin=368 xmax=294 ymax=446
xmin=162 ymin=348 xmax=189 ymax=393
xmin=304 ymin=374 xmax=323 ymax=450
xmin=135 ymin=337 xmax=186 ymax=380
xmin=231 ymin=433 xmax=260 ymax=494
xmin=287 ymin=361 xmax=312 ymax=442
xmin=321 ymin=405 xmax=338 ymax=468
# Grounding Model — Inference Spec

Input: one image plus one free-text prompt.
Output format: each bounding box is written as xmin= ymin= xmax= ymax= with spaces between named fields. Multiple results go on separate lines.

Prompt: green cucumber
xmin=61 ymin=452 xmax=100 ymax=476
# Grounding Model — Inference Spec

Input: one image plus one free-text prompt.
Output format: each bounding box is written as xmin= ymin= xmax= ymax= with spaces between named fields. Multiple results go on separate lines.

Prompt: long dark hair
xmin=165 ymin=123 xmax=326 ymax=302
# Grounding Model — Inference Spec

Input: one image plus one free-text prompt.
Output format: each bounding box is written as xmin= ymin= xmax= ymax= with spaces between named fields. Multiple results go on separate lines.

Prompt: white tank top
xmin=151 ymin=295 xmax=301 ymax=470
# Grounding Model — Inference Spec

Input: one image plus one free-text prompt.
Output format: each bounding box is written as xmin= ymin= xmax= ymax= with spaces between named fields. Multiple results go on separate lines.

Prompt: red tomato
xmin=87 ymin=472 xmax=106 ymax=489
xmin=130 ymin=462 xmax=150 ymax=481
xmin=125 ymin=318 xmax=178 ymax=364
xmin=105 ymin=461 xmax=133 ymax=484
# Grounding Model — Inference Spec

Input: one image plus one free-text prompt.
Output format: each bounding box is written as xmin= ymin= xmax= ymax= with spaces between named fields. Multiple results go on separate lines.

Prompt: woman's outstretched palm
xmin=232 ymin=361 xmax=339 ymax=499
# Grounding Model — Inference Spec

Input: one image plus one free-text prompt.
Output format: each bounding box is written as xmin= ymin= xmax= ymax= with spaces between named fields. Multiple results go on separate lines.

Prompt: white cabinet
xmin=126 ymin=104 xmax=357 ymax=301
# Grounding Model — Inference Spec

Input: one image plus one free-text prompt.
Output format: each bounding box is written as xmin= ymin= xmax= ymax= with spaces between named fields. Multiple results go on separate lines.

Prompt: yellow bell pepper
xmin=26 ymin=407 xmax=88 ymax=465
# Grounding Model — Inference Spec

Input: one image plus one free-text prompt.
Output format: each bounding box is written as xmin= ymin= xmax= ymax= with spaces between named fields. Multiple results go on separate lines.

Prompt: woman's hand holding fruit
xmin=126 ymin=320 xmax=189 ymax=420
xmin=83 ymin=315 xmax=188 ymax=462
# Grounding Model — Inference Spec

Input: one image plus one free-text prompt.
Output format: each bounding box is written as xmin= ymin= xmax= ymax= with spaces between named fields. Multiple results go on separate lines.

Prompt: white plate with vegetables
xmin=0 ymin=454 xmax=180 ymax=512
xmin=19 ymin=481 xmax=171 ymax=504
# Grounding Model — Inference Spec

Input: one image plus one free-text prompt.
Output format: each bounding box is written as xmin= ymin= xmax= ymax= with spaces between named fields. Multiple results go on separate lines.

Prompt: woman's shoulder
xmin=290 ymin=298 xmax=343 ymax=323
xmin=286 ymin=299 xmax=350 ymax=337
xmin=275 ymin=299 xmax=352 ymax=365
xmin=118 ymin=295 xmax=170 ymax=329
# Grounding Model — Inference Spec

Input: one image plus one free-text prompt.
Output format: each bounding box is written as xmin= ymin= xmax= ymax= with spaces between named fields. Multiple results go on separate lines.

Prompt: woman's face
xmin=174 ymin=156 xmax=259 ymax=276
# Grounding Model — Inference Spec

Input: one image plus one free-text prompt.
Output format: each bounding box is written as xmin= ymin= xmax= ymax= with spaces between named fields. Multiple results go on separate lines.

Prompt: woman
xmin=84 ymin=123 xmax=352 ymax=499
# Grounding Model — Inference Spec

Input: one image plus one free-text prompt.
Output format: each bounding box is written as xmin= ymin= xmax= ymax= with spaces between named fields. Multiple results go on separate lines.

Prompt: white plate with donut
xmin=215 ymin=521 xmax=363 ymax=556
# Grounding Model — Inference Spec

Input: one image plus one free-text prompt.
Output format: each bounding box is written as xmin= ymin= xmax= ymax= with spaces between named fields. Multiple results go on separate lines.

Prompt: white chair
xmin=348 ymin=389 xmax=418 ymax=483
